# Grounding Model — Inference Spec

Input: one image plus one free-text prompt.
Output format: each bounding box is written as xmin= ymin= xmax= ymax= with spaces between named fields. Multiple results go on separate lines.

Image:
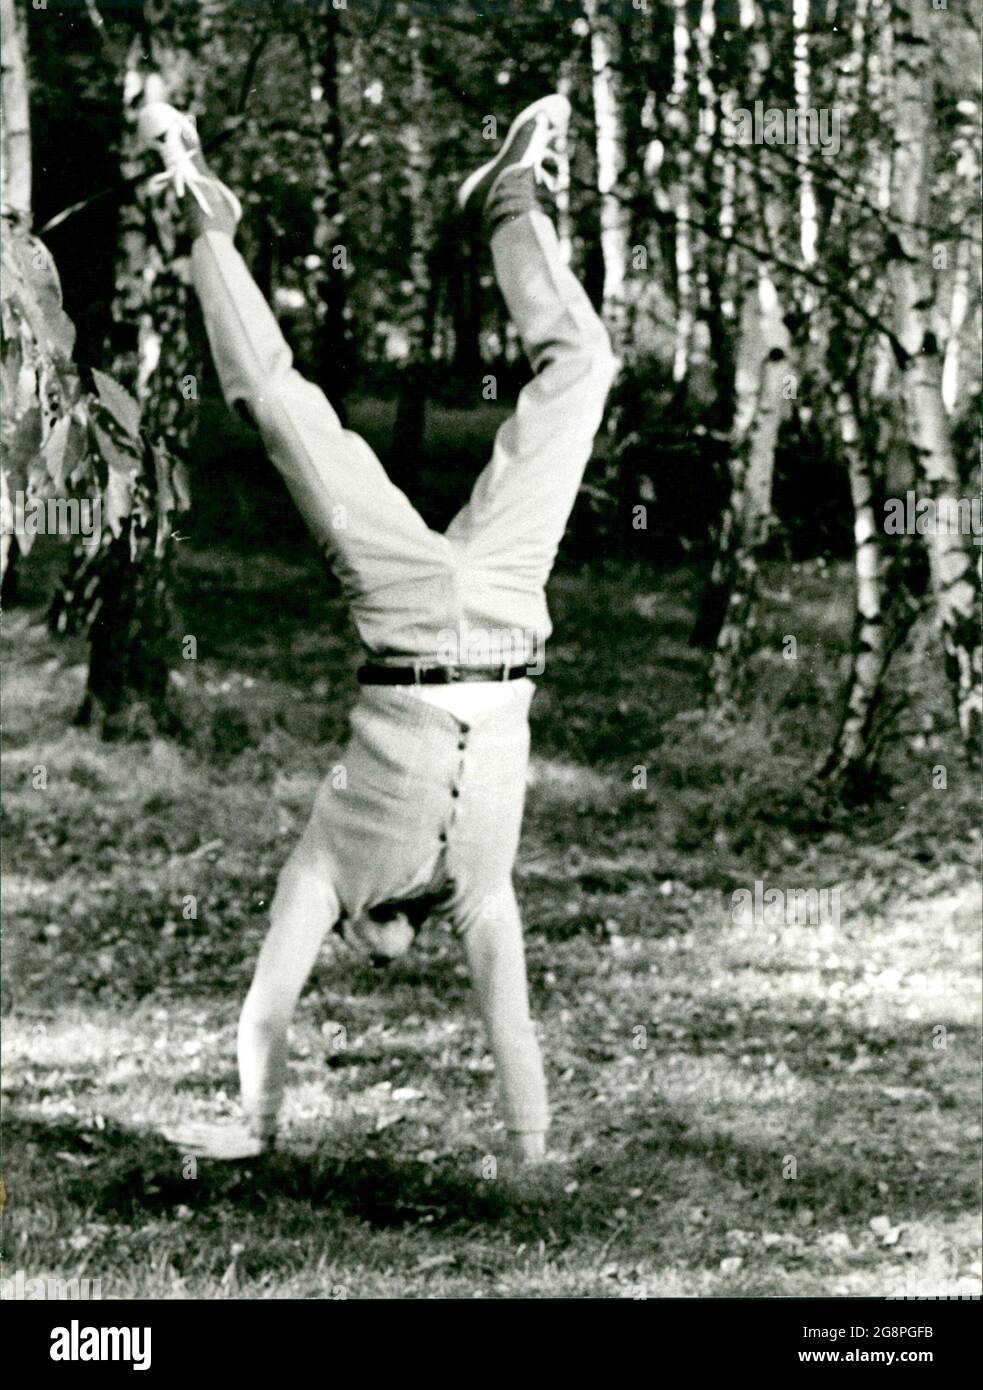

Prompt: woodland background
xmin=1 ymin=0 xmax=980 ymax=1299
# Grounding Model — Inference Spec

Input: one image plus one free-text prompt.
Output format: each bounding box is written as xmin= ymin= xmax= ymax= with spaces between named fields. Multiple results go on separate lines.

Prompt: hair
xmin=367 ymin=884 xmax=455 ymax=930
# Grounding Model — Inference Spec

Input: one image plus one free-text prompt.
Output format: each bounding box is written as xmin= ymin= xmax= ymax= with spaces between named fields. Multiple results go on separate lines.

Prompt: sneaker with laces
xmin=457 ymin=93 xmax=571 ymax=214
xmin=136 ymin=101 xmax=242 ymax=224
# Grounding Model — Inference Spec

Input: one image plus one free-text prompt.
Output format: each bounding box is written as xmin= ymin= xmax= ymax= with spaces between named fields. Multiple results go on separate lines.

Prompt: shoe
xmin=136 ymin=101 xmax=242 ymax=224
xmin=457 ymin=93 xmax=570 ymax=213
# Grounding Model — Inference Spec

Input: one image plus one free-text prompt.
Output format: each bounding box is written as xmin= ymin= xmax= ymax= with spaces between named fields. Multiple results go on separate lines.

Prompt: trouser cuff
xmin=485 ymin=166 xmax=545 ymax=236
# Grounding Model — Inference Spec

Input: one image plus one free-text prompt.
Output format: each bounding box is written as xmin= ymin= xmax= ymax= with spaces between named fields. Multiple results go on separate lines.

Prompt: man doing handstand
xmin=141 ymin=94 xmax=618 ymax=1166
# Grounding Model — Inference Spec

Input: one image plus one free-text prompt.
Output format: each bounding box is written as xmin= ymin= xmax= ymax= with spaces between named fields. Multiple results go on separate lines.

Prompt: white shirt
xmin=405 ymin=677 xmax=535 ymax=719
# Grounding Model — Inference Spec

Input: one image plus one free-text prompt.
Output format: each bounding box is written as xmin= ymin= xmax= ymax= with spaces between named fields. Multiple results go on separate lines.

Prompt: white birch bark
xmin=697 ymin=1 xmax=791 ymax=689
xmin=669 ymin=0 xmax=693 ymax=384
xmin=0 ymin=0 xmax=31 ymax=581
xmin=792 ymin=0 xmax=817 ymax=272
xmin=940 ymin=105 xmax=978 ymax=416
xmin=817 ymin=0 xmax=891 ymax=782
xmin=555 ymin=61 xmax=576 ymax=266
xmin=890 ymin=0 xmax=981 ymax=753
xmin=0 ymin=0 xmax=31 ymax=224
xmin=586 ymin=1 xmax=627 ymax=339
xmin=708 ymin=336 xmax=790 ymax=713
xmin=691 ymin=0 xmax=715 ymax=365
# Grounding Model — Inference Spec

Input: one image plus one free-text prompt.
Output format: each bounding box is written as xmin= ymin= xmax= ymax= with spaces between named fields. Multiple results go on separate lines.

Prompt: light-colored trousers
xmin=190 ymin=206 xmax=617 ymax=1140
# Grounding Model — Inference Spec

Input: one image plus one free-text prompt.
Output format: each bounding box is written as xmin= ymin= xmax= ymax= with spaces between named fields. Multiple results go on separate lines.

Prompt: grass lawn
xmin=2 ymin=538 xmax=980 ymax=1298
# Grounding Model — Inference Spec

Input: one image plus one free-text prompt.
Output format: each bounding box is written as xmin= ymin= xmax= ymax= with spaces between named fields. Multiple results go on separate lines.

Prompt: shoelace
xmin=145 ymin=110 xmax=242 ymax=223
xmin=524 ymin=113 xmax=568 ymax=194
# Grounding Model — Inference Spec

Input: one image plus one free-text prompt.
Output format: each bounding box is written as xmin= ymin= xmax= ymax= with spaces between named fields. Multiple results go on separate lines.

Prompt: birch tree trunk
xmin=890 ymin=0 xmax=981 ymax=756
xmin=940 ymin=232 xmax=972 ymax=417
xmin=704 ymin=280 xmax=791 ymax=712
xmin=391 ymin=17 xmax=434 ymax=486
xmin=688 ymin=0 xmax=718 ymax=384
xmin=554 ymin=59 xmax=576 ymax=266
xmin=311 ymin=0 xmax=350 ymax=415
xmin=0 ymin=0 xmax=30 ymax=223
xmin=1 ymin=0 xmax=32 ymax=587
xmin=940 ymin=103 xmax=978 ymax=417
xmin=792 ymin=0 xmax=817 ymax=274
xmin=668 ymin=0 xmax=694 ymax=388
xmin=820 ymin=354 xmax=888 ymax=783
xmin=693 ymin=4 xmax=790 ymax=672
xmin=817 ymin=0 xmax=888 ymax=784
xmin=586 ymin=0 xmax=628 ymax=345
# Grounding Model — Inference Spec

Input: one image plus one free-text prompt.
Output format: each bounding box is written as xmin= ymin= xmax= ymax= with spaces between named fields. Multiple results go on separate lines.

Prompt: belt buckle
xmin=447 ymin=666 xmax=462 ymax=684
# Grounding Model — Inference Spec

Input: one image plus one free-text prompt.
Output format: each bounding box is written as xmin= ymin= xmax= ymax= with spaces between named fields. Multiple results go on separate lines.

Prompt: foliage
xmin=0 ymin=225 xmax=188 ymax=565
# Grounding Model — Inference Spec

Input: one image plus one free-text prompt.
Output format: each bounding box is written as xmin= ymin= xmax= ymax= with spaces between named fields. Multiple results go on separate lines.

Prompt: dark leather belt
xmin=358 ymin=662 xmax=532 ymax=686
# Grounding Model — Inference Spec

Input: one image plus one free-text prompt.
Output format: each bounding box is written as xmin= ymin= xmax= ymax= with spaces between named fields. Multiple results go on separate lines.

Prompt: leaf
xmin=15 ymin=358 xmax=38 ymax=416
xmin=42 ymin=414 xmax=73 ymax=490
xmin=91 ymin=369 xmax=141 ymax=439
xmin=415 ymin=1254 xmax=456 ymax=1272
xmin=170 ymin=457 xmax=191 ymax=513
xmin=3 ymin=237 xmax=76 ymax=362
xmin=91 ymin=421 xmax=139 ymax=478
xmin=4 ymin=406 xmax=41 ymax=492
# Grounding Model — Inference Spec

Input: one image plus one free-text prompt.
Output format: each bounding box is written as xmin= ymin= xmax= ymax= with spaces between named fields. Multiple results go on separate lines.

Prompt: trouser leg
xmin=237 ymin=832 xmax=341 ymax=1133
xmin=186 ymin=163 xmax=449 ymax=642
xmin=445 ymin=205 xmax=618 ymax=583
xmin=458 ymin=882 xmax=549 ymax=1147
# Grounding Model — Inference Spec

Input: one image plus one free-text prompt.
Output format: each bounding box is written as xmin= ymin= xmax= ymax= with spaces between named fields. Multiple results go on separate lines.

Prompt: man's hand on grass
xmin=161 ymin=1119 xmax=273 ymax=1161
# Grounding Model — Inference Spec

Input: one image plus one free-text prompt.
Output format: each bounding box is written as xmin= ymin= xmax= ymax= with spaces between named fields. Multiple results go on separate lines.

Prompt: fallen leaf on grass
xmin=817 ymin=1232 xmax=852 ymax=1253
xmin=869 ymin=1215 xmax=902 ymax=1245
xmin=415 ymin=1254 xmax=456 ymax=1272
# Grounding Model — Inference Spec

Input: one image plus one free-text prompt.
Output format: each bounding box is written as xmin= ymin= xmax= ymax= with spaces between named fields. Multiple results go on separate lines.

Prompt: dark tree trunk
xmin=450 ymin=225 xmax=483 ymax=381
xmin=74 ymin=528 xmax=180 ymax=739
xmin=1 ymin=541 xmax=19 ymax=608
xmin=390 ymin=247 xmax=440 ymax=490
xmin=392 ymin=362 xmax=430 ymax=485
xmin=52 ymin=15 xmax=200 ymax=736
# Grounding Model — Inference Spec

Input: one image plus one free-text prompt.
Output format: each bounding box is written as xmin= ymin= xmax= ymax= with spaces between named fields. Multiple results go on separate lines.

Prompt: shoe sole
xmin=457 ymin=93 xmax=571 ymax=210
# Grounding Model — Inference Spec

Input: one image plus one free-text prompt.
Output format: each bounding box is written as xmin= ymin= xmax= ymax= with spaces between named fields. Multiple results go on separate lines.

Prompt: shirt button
xmin=457 ymin=740 xmax=467 ymax=751
xmin=438 ymin=831 xmax=447 ymax=843
xmin=459 ymin=723 xmax=470 ymax=734
xmin=451 ymin=788 xmax=459 ymax=798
